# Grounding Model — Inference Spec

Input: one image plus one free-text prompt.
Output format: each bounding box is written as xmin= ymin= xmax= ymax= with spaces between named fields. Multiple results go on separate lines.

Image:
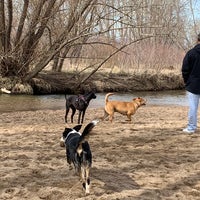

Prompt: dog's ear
xmin=73 ymin=124 xmax=82 ymax=132
xmin=133 ymin=97 xmax=141 ymax=101
xmin=63 ymin=128 xmax=73 ymax=138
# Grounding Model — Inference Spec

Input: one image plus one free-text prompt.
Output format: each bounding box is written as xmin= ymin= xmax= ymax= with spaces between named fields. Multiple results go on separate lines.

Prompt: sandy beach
xmin=1 ymin=104 xmax=200 ymax=200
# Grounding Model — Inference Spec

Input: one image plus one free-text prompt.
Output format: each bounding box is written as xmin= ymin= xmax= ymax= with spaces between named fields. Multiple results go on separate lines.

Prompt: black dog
xmin=60 ymin=120 xmax=98 ymax=194
xmin=65 ymin=91 xmax=96 ymax=124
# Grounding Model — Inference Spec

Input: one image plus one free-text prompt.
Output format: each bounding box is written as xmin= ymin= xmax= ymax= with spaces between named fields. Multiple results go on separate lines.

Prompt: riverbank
xmin=1 ymin=105 xmax=200 ymax=199
xmin=0 ymin=69 xmax=184 ymax=94
xmin=31 ymin=70 xmax=184 ymax=94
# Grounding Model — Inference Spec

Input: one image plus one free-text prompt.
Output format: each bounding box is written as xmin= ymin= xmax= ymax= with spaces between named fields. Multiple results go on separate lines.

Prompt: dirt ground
xmin=1 ymin=105 xmax=200 ymax=200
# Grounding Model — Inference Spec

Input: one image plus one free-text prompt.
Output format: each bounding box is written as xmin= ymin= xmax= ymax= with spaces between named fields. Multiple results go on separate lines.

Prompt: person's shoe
xmin=182 ymin=128 xmax=195 ymax=133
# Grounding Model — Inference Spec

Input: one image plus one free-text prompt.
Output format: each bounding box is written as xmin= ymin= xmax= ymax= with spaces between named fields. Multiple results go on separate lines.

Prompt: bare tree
xmin=0 ymin=0 xmax=198 ymax=90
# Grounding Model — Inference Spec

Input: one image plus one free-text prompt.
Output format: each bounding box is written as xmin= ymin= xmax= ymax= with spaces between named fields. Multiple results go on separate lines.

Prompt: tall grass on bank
xmin=57 ymin=38 xmax=184 ymax=75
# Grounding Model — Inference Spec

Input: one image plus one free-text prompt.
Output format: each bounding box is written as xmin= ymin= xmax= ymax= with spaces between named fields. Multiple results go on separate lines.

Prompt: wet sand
xmin=1 ymin=105 xmax=200 ymax=200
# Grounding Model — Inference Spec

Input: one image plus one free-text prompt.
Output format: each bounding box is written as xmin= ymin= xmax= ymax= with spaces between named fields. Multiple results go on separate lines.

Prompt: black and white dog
xmin=60 ymin=120 xmax=98 ymax=194
xmin=65 ymin=91 xmax=97 ymax=124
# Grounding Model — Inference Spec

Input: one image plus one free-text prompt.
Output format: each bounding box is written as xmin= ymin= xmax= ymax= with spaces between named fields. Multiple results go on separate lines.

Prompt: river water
xmin=0 ymin=90 xmax=187 ymax=113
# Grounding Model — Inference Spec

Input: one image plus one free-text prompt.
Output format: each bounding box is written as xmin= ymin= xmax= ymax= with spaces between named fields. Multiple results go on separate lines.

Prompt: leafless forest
xmin=0 ymin=0 xmax=200 ymax=93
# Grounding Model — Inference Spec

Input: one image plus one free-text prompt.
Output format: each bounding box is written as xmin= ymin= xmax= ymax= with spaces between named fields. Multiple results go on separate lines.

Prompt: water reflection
xmin=0 ymin=90 xmax=187 ymax=113
xmin=0 ymin=95 xmax=65 ymax=113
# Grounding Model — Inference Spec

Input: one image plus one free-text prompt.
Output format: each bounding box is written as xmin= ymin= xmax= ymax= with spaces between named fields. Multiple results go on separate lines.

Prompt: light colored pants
xmin=187 ymin=91 xmax=200 ymax=131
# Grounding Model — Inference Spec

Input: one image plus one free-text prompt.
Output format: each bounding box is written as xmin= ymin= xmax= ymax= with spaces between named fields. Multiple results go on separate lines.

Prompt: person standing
xmin=182 ymin=33 xmax=200 ymax=133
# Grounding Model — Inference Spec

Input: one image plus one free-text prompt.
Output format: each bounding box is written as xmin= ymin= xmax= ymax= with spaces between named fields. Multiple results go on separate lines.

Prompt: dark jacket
xmin=182 ymin=43 xmax=200 ymax=94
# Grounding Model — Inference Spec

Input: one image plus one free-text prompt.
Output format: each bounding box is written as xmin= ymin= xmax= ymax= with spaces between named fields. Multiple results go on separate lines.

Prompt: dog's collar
xmin=65 ymin=129 xmax=81 ymax=141
xmin=134 ymin=101 xmax=141 ymax=107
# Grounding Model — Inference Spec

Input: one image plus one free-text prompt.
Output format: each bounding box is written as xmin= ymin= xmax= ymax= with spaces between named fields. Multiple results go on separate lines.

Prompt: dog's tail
xmin=77 ymin=120 xmax=98 ymax=148
xmin=105 ymin=93 xmax=114 ymax=103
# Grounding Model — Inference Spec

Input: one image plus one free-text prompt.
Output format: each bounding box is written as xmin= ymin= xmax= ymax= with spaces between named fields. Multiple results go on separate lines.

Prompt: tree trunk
xmin=5 ymin=0 xmax=13 ymax=52
xmin=52 ymin=53 xmax=59 ymax=72
xmin=14 ymin=0 xmax=29 ymax=46
xmin=0 ymin=1 xmax=5 ymax=52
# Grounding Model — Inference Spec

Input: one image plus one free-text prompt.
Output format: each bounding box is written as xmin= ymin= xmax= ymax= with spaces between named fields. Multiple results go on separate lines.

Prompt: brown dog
xmin=102 ymin=93 xmax=146 ymax=122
